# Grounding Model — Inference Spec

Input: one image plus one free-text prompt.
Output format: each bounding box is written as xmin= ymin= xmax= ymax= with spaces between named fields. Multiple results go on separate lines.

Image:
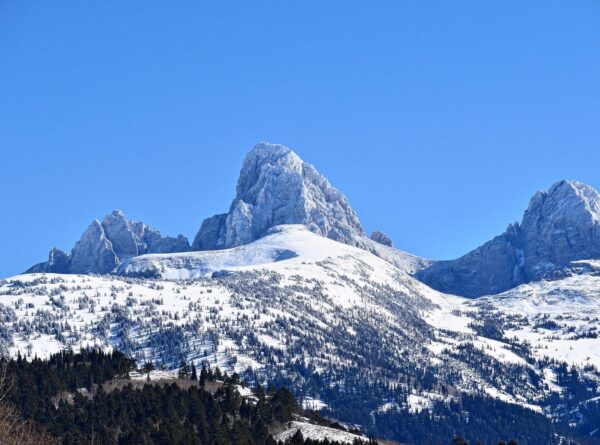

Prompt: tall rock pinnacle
xmin=192 ymin=142 xmax=366 ymax=250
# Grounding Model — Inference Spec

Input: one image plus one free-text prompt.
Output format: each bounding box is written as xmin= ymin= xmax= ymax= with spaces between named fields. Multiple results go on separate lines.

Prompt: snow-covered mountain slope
xmin=425 ymin=268 xmax=600 ymax=375
xmin=470 ymin=262 xmax=600 ymax=369
xmin=359 ymin=235 xmax=432 ymax=275
xmin=3 ymin=226 xmax=600 ymax=440
xmin=118 ymin=225 xmax=429 ymax=279
xmin=3 ymin=226 xmax=436 ymax=370
xmin=273 ymin=419 xmax=364 ymax=444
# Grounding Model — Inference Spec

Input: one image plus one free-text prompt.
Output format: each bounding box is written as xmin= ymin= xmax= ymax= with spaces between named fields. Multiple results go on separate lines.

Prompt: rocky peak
xmin=520 ymin=180 xmax=600 ymax=278
xmin=523 ymin=180 xmax=600 ymax=228
xmin=69 ymin=220 xmax=119 ymax=274
xmin=101 ymin=210 xmax=139 ymax=259
xmin=192 ymin=142 xmax=365 ymax=250
xmin=27 ymin=210 xmax=190 ymax=275
xmin=417 ymin=180 xmax=600 ymax=297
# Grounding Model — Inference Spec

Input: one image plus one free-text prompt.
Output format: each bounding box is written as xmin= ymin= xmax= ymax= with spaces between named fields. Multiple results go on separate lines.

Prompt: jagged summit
xmin=417 ymin=179 xmax=600 ymax=297
xmin=27 ymin=210 xmax=189 ymax=274
xmin=25 ymin=142 xmax=424 ymax=276
xmin=192 ymin=142 xmax=366 ymax=250
xmin=525 ymin=179 xmax=600 ymax=226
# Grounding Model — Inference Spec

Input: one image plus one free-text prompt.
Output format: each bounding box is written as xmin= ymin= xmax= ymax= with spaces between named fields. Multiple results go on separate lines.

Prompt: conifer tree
xmin=142 ymin=362 xmax=155 ymax=381
xmin=178 ymin=360 xmax=190 ymax=379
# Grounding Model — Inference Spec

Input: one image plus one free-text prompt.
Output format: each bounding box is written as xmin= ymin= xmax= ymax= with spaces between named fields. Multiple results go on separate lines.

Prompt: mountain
xmin=191 ymin=142 xmax=428 ymax=274
xmin=26 ymin=143 xmax=426 ymax=276
xmin=27 ymin=210 xmax=189 ymax=274
xmin=417 ymin=180 xmax=600 ymax=297
xmin=12 ymin=144 xmax=600 ymax=443
xmin=192 ymin=142 xmax=366 ymax=250
xmin=5 ymin=225 xmax=600 ymax=443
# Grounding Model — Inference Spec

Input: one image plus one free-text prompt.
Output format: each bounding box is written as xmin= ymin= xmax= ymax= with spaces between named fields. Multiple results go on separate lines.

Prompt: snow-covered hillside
xmin=273 ymin=419 xmax=364 ymax=444
xmin=118 ymin=224 xmax=427 ymax=281
xmin=3 ymin=225 xmax=600 ymax=440
xmin=472 ymin=264 xmax=600 ymax=369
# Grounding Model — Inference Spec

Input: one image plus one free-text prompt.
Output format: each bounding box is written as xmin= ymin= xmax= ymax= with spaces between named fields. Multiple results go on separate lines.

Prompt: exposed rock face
xmin=101 ymin=210 xmax=190 ymax=258
xmin=371 ymin=231 xmax=393 ymax=247
xmin=47 ymin=247 xmax=70 ymax=272
xmin=69 ymin=220 xmax=119 ymax=274
xmin=417 ymin=180 xmax=600 ymax=297
xmin=27 ymin=247 xmax=70 ymax=274
xmin=26 ymin=210 xmax=190 ymax=274
xmin=191 ymin=214 xmax=227 ymax=251
xmin=192 ymin=142 xmax=366 ymax=250
xmin=521 ymin=180 xmax=600 ymax=277
xmin=101 ymin=211 xmax=138 ymax=259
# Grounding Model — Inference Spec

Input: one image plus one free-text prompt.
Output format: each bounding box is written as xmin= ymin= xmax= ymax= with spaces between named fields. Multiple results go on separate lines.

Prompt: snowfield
xmin=2 ymin=225 xmax=600 ymax=434
xmin=273 ymin=420 xmax=364 ymax=444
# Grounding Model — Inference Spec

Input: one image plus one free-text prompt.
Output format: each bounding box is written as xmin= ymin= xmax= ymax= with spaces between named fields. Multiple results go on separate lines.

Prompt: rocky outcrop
xmin=417 ymin=180 xmax=600 ymax=297
xmin=191 ymin=214 xmax=227 ymax=251
xmin=69 ymin=220 xmax=119 ymax=274
xmin=370 ymin=231 xmax=393 ymax=247
xmin=520 ymin=180 xmax=600 ymax=277
xmin=27 ymin=210 xmax=190 ymax=274
xmin=27 ymin=247 xmax=70 ymax=274
xmin=192 ymin=142 xmax=366 ymax=250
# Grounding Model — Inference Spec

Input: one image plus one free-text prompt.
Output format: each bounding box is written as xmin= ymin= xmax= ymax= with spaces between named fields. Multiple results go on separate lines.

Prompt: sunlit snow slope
xmin=2 ymin=225 xmax=600 ymax=435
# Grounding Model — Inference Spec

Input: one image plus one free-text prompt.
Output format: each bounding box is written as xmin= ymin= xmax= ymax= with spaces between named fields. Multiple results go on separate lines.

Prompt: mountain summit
xmin=417 ymin=179 xmax=600 ymax=297
xmin=26 ymin=142 xmax=424 ymax=275
xmin=27 ymin=210 xmax=189 ymax=274
xmin=192 ymin=142 xmax=366 ymax=250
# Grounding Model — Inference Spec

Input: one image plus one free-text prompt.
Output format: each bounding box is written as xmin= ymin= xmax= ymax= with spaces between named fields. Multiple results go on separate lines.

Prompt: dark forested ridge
xmin=0 ymin=350 xmax=371 ymax=445
xmin=0 ymin=350 xmax=587 ymax=445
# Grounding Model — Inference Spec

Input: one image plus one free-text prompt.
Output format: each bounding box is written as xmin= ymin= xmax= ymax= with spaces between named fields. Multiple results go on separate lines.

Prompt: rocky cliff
xmin=192 ymin=142 xmax=366 ymax=250
xmin=27 ymin=210 xmax=189 ymax=274
xmin=417 ymin=180 xmax=600 ymax=297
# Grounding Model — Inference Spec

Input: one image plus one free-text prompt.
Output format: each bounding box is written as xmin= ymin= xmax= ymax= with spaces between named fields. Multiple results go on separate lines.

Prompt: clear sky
xmin=1 ymin=1 xmax=600 ymax=278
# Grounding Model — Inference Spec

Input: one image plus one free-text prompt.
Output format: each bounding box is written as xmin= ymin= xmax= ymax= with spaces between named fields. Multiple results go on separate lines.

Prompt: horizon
xmin=2 ymin=1 xmax=600 ymax=277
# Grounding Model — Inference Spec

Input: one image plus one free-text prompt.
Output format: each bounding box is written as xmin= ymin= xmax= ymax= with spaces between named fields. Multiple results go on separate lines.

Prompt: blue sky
xmin=1 ymin=1 xmax=600 ymax=277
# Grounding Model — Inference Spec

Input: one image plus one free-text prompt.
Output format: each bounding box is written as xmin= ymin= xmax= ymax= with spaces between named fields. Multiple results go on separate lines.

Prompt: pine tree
xmin=200 ymin=364 xmax=208 ymax=387
xmin=142 ymin=362 xmax=155 ymax=381
xmin=178 ymin=360 xmax=190 ymax=379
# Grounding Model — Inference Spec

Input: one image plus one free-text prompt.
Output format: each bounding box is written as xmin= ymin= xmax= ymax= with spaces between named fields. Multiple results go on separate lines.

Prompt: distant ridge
xmin=27 ymin=210 xmax=189 ymax=274
xmin=417 ymin=180 xmax=600 ymax=297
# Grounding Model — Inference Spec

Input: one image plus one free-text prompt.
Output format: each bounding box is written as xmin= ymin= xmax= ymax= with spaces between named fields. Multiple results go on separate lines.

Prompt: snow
xmin=471 ymin=337 xmax=527 ymax=365
xmin=302 ymin=397 xmax=328 ymax=411
xmin=236 ymin=385 xmax=254 ymax=398
xmin=479 ymin=272 xmax=600 ymax=368
xmin=0 ymin=227 xmax=428 ymax=375
xmin=129 ymin=369 xmax=178 ymax=381
xmin=273 ymin=421 xmax=364 ymax=444
xmin=4 ymin=226 xmax=600 ymax=426
xmin=377 ymin=401 xmax=400 ymax=413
